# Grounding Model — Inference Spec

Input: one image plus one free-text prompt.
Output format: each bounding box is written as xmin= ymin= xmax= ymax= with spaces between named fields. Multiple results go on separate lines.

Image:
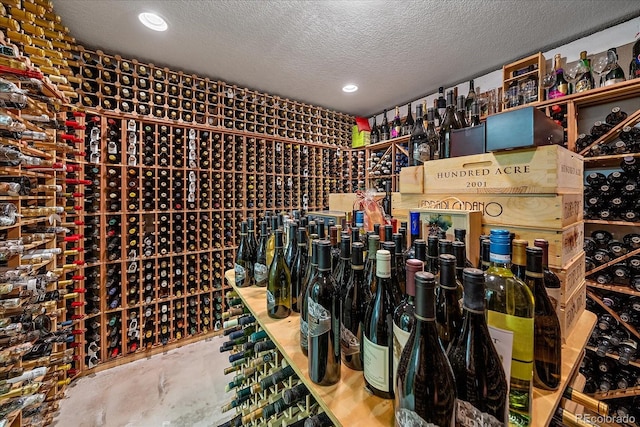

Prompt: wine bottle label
xmin=392 ymin=323 xmax=410 ymax=387
xmin=234 ymin=263 xmax=246 ymax=284
xmin=340 ymin=322 xmax=360 ymax=356
xmin=575 ymin=78 xmax=593 ymax=93
xmin=548 ymin=83 xmax=568 ymax=99
xmin=455 ymin=399 xmax=502 ymax=427
xmin=395 ymin=408 xmax=439 ymax=427
xmin=363 ymin=334 xmax=390 ymax=392
xmin=254 ymin=263 xmax=268 ymax=283
xmin=308 ymin=298 xmax=331 ymax=338
xmin=414 ymin=142 xmax=431 ymax=163
xmin=300 ymin=318 xmax=308 ymax=348
xmin=266 ymin=290 xmax=276 ymax=310
xmin=488 ymin=311 xmax=533 ymax=385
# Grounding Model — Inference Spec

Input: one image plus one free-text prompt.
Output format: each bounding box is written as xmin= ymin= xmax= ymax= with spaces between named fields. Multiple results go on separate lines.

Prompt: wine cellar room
xmin=2 ymin=0 xmax=640 ymax=426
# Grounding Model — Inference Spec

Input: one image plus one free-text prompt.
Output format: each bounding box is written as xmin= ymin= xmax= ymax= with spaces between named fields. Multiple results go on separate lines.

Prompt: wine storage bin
xmin=421 ymin=145 xmax=584 ymax=194
xmin=391 ymin=192 xmax=583 ymax=230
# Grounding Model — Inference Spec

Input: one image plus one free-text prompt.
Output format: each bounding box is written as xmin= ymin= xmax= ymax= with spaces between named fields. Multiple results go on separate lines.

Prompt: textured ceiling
xmin=53 ymin=0 xmax=640 ymax=117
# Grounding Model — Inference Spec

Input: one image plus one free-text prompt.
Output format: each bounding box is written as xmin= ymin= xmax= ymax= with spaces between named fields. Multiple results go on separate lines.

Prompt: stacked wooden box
xmin=392 ymin=145 xmax=585 ymax=341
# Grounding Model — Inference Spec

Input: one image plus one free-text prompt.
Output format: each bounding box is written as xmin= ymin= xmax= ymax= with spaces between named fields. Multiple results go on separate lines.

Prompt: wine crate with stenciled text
xmin=420 ymin=145 xmax=583 ymax=194
xmin=391 ymin=192 xmax=583 ymax=230
xmin=558 ymin=280 xmax=587 ymax=343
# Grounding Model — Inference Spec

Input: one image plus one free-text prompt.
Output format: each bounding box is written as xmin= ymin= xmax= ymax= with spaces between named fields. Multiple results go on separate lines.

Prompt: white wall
xmin=371 ymin=16 xmax=640 ymax=125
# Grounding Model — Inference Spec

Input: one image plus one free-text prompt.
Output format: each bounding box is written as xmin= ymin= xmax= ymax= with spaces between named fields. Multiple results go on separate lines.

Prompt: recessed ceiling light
xmin=138 ymin=12 xmax=168 ymax=32
xmin=342 ymin=84 xmax=358 ymax=93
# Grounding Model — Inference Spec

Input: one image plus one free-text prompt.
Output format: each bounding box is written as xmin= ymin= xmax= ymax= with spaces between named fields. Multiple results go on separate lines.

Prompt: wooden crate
xmin=328 ymin=192 xmax=388 ymax=214
xmin=480 ymin=222 xmax=584 ymax=269
xmin=398 ymin=166 xmax=423 ymax=193
xmin=501 ymin=52 xmax=546 ymax=112
xmin=558 ymin=280 xmax=586 ymax=343
xmin=391 ymin=192 xmax=582 ymax=229
xmin=551 ymin=251 xmax=586 ymax=305
xmin=422 ymin=145 xmax=583 ymax=194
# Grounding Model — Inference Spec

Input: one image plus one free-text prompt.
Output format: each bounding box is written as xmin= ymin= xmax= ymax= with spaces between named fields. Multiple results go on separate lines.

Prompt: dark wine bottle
xmin=332 ymin=236 xmax=351 ymax=300
xmin=392 ymin=259 xmax=423 ymax=385
xmin=391 ymin=106 xmax=402 ymax=139
xmin=403 ymin=102 xmax=414 ymax=136
xmin=363 ymin=249 xmax=396 ymax=399
xmin=435 ymin=87 xmax=446 ymax=128
xmin=435 ymin=254 xmax=463 ymax=352
xmin=380 ymin=109 xmax=390 ymax=141
xmin=526 ymin=246 xmax=561 ymax=391
xmin=284 ymin=220 xmax=298 ymax=269
xmin=534 ymin=239 xmax=561 ymax=311
xmin=409 ymin=104 xmax=428 ymax=166
xmin=235 ymin=221 xmax=255 ymax=287
xmin=342 ymin=242 xmax=367 ymax=371
xmin=439 ymin=90 xmax=460 ymax=159
xmin=308 ymin=240 xmax=341 ymax=385
xmin=267 ymin=230 xmax=291 ymax=319
xmin=364 ymin=235 xmax=380 ymax=297
xmin=300 ymin=237 xmax=319 ymax=356
xmin=291 ymin=227 xmax=308 ymax=313
xmin=370 ymin=116 xmax=380 ymax=144
xmin=426 ymin=235 xmax=439 ymax=275
xmin=448 ymin=268 xmax=508 ymax=426
xmin=395 ymin=271 xmax=456 ymax=426
xmin=254 ymin=221 xmax=269 ymax=287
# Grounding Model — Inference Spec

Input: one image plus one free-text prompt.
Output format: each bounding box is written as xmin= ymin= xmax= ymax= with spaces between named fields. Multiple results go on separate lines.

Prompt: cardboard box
xmin=352 ymin=125 xmax=370 ymax=148
xmin=422 ymin=145 xmax=583 ymax=194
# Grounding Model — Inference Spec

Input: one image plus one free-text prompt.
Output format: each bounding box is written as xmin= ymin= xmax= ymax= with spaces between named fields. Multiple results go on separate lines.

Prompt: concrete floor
xmin=54 ymin=336 xmax=234 ymax=427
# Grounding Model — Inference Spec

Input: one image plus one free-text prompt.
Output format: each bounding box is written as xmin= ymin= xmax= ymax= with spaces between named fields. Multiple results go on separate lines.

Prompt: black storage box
xmin=485 ymin=106 xmax=564 ymax=152
xmin=450 ymin=123 xmax=486 ymax=157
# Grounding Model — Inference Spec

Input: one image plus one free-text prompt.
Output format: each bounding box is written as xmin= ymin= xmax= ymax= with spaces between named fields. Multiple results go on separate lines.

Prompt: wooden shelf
xmin=365 ymin=134 xmax=410 ymax=151
xmin=585 ymin=346 xmax=640 ymax=369
xmin=226 ymin=271 xmax=596 ymax=427
xmin=587 ymin=290 xmax=640 ymax=340
xmin=583 ymin=152 xmax=640 ymax=168
xmin=585 ymin=246 xmax=640 ymax=277
xmin=586 ymin=280 xmax=640 ymax=297
xmin=503 ymin=68 xmax=539 ymax=84
xmin=588 ymin=385 xmax=640 ymax=400
xmin=584 ymin=219 xmax=640 ymax=227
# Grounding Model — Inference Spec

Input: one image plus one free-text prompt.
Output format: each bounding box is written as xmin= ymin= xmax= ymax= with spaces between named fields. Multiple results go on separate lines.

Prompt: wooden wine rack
xmin=220 ymin=292 xmax=324 ymax=426
xmin=0 ymin=26 xmax=81 ymax=427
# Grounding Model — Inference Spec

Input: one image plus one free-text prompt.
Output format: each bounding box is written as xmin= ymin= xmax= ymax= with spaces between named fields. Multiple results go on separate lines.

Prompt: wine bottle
xmin=235 ymin=221 xmax=255 ymax=287
xmin=395 ymin=271 xmax=456 ymax=426
xmin=548 ymin=54 xmax=569 ymax=99
xmin=342 ymin=242 xmax=367 ymax=371
xmin=284 ymin=220 xmax=298 ymax=269
xmin=454 ymin=95 xmax=468 ymax=128
xmin=300 ymin=237 xmax=320 ymax=356
xmin=380 ymin=109 xmax=390 ymax=141
xmin=308 ymin=240 xmax=341 ymax=385
xmin=291 ymin=227 xmax=308 ymax=313
xmin=534 ymin=239 xmax=561 ymax=311
xmin=435 ymin=86 xmax=446 ymax=128
xmin=304 ymin=412 xmax=332 ymax=427
xmin=364 ymin=235 xmax=380 ymax=297
xmin=425 ymin=107 xmax=440 ymax=160
xmin=466 ymin=79 xmax=477 ymax=112
xmin=254 ymin=221 xmax=269 ymax=287
xmin=392 ymin=259 xmax=423 ymax=385
xmin=363 ymin=249 xmax=396 ymax=399
xmin=391 ymin=106 xmax=402 ymax=139
xmin=266 ymin=215 xmax=279 ymax=268
xmin=604 ymin=48 xmax=626 ymax=86
xmin=409 ymin=104 xmax=428 ymax=166
xmin=332 ymin=236 xmax=351 ymax=300
xmin=392 ymin=233 xmax=406 ymax=295
xmin=266 ymin=230 xmax=291 ymax=319
xmin=574 ymin=51 xmax=595 ymax=93
xmin=448 ymin=268 xmax=508 ymax=426
xmin=439 ymin=90 xmax=460 ymax=159
xmin=426 ymin=235 xmax=439 ymax=275
xmin=436 ymin=254 xmax=462 ymax=351
xmin=370 ymin=116 xmax=380 ymax=144
xmin=485 ymin=229 xmax=534 ymax=425
xmin=526 ymin=246 xmax=561 ymax=391
xmin=511 ymin=239 xmax=528 ymax=281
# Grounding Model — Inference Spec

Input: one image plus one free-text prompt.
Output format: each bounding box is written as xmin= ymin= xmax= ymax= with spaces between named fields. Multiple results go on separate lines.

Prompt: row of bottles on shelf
xmin=76 ymin=50 xmax=353 ymax=146
xmin=584 ymin=159 xmax=639 ymax=222
xmin=230 ymin=206 xmax=606 ymax=426
xmin=218 ymin=297 xmax=330 ymax=427
xmin=575 ymin=106 xmax=640 ymax=156
xmin=585 ymin=229 xmax=640 ymax=290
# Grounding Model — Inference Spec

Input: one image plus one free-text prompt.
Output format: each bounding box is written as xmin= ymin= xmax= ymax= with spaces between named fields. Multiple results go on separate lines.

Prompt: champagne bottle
xmin=436 ymin=254 xmax=463 ymax=352
xmin=448 ymin=268 xmax=508 ymax=426
xmin=526 ymin=247 xmax=561 ymax=391
xmin=485 ymin=229 xmax=534 ymax=426
xmin=548 ymin=54 xmax=569 ymax=99
xmin=300 ymin=237 xmax=320 ymax=355
xmin=574 ymin=50 xmax=595 ymax=93
xmin=254 ymin=221 xmax=269 ymax=287
xmin=266 ymin=230 xmax=291 ymax=319
xmin=630 ymin=37 xmax=640 ymax=80
xmin=363 ymin=249 xmax=396 ymax=399
xmin=392 ymin=259 xmax=423 ymax=385
xmin=342 ymin=242 xmax=367 ymax=370
xmin=291 ymin=228 xmax=308 ymax=313
xmin=604 ymin=48 xmax=626 ymax=86
xmin=395 ymin=272 xmax=456 ymax=426
xmin=308 ymin=241 xmax=341 ymax=385
xmin=235 ymin=221 xmax=255 ymax=287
